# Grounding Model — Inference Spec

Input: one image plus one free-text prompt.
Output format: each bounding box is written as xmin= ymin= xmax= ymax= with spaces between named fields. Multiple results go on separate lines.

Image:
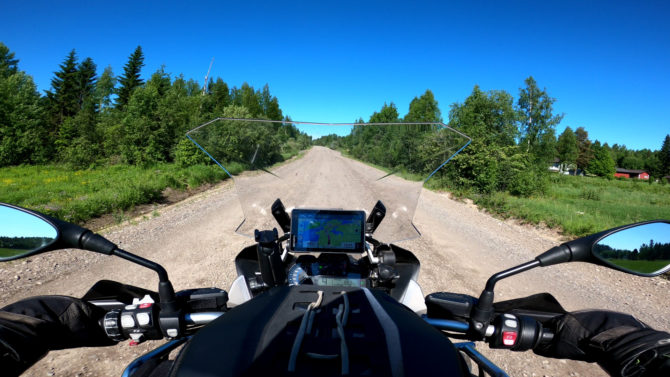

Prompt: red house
xmin=614 ymin=168 xmax=650 ymax=180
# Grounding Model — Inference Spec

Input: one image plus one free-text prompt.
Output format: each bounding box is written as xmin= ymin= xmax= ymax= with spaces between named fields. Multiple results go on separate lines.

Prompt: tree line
xmin=2 ymin=40 xmax=669 ymax=196
xmin=595 ymin=240 xmax=670 ymax=262
xmin=0 ymin=236 xmax=52 ymax=251
xmin=317 ymin=79 xmax=670 ymax=197
xmin=557 ymin=127 xmax=670 ymax=178
xmin=0 ymin=43 xmax=290 ymax=168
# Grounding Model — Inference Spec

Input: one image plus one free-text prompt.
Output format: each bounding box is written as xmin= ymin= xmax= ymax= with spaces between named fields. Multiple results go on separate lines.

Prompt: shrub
xmin=174 ymin=138 xmax=211 ymax=167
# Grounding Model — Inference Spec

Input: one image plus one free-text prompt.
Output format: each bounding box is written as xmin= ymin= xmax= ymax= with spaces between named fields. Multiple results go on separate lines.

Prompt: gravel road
xmin=2 ymin=147 xmax=668 ymax=377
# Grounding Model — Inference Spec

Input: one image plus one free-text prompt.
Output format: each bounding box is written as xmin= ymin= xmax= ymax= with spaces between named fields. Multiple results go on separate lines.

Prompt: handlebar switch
xmin=103 ymin=303 xmax=164 ymax=343
xmin=488 ymin=314 xmax=546 ymax=351
xmin=489 ymin=314 xmax=520 ymax=349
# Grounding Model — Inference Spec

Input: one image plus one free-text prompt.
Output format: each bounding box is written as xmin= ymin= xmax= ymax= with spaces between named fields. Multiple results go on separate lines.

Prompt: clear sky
xmin=598 ymin=222 xmax=670 ymax=251
xmin=0 ymin=206 xmax=57 ymax=238
xmin=1 ymin=0 xmax=668 ymax=150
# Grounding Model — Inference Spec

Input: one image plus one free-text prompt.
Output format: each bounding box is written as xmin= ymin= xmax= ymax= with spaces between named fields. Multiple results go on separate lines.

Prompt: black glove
xmin=534 ymin=310 xmax=670 ymax=377
xmin=0 ymin=295 xmax=116 ymax=376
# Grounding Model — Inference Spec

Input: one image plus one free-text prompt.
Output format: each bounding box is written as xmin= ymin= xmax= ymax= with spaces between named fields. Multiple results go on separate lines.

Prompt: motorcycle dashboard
xmin=290 ymin=209 xmax=365 ymax=253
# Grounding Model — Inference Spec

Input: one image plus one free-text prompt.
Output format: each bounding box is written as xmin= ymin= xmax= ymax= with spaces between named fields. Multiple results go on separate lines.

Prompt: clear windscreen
xmin=186 ymin=119 xmax=470 ymax=244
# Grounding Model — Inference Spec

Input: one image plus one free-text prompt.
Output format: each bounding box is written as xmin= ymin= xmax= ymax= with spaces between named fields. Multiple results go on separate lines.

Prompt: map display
xmin=291 ymin=210 xmax=364 ymax=252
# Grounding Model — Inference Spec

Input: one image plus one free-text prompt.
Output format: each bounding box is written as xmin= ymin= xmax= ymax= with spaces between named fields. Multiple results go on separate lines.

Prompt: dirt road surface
xmin=2 ymin=147 xmax=668 ymax=377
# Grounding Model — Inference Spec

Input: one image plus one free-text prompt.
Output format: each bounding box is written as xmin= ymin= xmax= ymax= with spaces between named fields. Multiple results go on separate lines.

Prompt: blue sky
xmin=0 ymin=206 xmax=57 ymax=238
xmin=598 ymin=222 xmax=670 ymax=251
xmin=1 ymin=0 xmax=668 ymax=150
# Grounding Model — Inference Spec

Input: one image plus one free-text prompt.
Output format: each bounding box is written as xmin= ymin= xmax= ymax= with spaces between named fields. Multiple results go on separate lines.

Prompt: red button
xmin=139 ymin=303 xmax=152 ymax=309
xmin=502 ymin=331 xmax=517 ymax=346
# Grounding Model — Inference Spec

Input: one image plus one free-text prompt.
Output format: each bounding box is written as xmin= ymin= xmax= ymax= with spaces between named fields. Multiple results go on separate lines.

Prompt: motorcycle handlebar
xmin=423 ymin=313 xmax=554 ymax=352
xmin=103 ymin=306 xmax=226 ymax=343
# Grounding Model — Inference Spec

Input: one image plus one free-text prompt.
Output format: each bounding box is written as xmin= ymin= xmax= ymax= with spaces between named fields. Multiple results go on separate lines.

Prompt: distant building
xmin=548 ymin=158 xmax=577 ymax=175
xmin=614 ymin=168 xmax=650 ymax=180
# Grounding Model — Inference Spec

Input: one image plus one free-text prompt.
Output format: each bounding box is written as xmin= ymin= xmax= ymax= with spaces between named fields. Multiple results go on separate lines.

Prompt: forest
xmin=1 ymin=41 xmax=670 ymax=231
xmin=0 ymin=43 xmax=305 ymax=169
xmin=316 ymin=84 xmax=670 ymax=197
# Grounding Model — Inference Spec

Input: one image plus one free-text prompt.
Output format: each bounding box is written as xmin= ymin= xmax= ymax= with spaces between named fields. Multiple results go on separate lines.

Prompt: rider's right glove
xmin=534 ymin=310 xmax=670 ymax=377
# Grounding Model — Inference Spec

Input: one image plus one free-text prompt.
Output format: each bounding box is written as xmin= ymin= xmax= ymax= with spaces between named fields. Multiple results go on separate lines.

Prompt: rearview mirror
xmin=593 ymin=222 xmax=670 ymax=276
xmin=0 ymin=204 xmax=59 ymax=261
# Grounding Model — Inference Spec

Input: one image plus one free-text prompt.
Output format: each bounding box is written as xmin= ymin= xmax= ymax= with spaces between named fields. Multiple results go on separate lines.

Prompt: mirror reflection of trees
xmin=595 ymin=240 xmax=670 ymax=262
xmin=0 ymin=236 xmax=53 ymax=250
xmin=0 ymin=236 xmax=54 ymax=258
xmin=594 ymin=234 xmax=670 ymax=274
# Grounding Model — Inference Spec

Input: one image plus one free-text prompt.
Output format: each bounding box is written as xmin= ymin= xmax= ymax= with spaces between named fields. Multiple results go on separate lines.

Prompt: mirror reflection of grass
xmin=606 ymin=259 xmax=670 ymax=274
xmin=0 ymin=248 xmax=29 ymax=258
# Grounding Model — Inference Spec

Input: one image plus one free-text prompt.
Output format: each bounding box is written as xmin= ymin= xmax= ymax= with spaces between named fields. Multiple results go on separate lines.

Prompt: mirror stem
xmin=111 ymin=248 xmax=177 ymax=306
xmin=112 ymin=248 xmax=169 ymax=282
xmin=470 ymin=260 xmax=541 ymax=337
xmin=484 ymin=260 xmax=540 ymax=292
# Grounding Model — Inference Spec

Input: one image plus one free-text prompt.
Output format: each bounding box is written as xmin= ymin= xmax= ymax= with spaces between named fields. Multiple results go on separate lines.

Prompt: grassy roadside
xmin=0 ymin=163 xmax=241 ymax=224
xmin=472 ymin=174 xmax=670 ymax=237
xmin=338 ymin=148 xmax=670 ymax=237
xmin=0 ymin=148 xmax=310 ymax=226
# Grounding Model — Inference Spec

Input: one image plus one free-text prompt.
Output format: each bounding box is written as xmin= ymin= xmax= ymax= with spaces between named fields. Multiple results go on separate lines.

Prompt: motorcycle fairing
xmin=169 ymin=286 xmax=466 ymax=377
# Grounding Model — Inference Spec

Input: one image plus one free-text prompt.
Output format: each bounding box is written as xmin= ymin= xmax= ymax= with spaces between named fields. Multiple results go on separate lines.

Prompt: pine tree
xmin=76 ymin=57 xmax=97 ymax=110
xmin=0 ymin=42 xmax=19 ymax=78
xmin=575 ymin=127 xmax=593 ymax=173
xmin=260 ymin=84 xmax=282 ymax=120
xmin=210 ymin=77 xmax=230 ymax=112
xmin=116 ymin=46 xmax=145 ymax=109
xmin=46 ymin=49 xmax=80 ymax=126
xmin=661 ymin=134 xmax=670 ymax=176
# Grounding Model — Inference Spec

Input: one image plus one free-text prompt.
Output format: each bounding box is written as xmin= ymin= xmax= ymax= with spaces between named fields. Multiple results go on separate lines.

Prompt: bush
xmin=174 ymin=138 xmax=211 ymax=167
xmin=474 ymin=192 xmax=510 ymax=216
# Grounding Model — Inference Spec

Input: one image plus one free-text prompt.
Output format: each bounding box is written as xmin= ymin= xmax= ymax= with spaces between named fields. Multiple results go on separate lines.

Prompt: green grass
xmin=472 ymin=174 xmax=670 ymax=236
xmin=0 ymin=162 xmax=243 ymax=224
xmin=0 ymin=247 xmax=28 ymax=258
xmin=606 ymin=259 xmax=670 ymax=274
xmin=336 ymin=148 xmax=670 ymax=237
xmin=0 ymin=145 xmax=308 ymax=226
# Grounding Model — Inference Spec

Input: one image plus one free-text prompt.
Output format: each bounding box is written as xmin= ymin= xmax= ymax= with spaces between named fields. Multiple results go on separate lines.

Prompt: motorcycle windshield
xmin=186 ymin=119 xmax=470 ymax=243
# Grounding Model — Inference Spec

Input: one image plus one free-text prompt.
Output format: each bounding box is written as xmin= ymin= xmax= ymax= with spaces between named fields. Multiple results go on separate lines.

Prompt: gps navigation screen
xmin=290 ymin=209 xmax=365 ymax=253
